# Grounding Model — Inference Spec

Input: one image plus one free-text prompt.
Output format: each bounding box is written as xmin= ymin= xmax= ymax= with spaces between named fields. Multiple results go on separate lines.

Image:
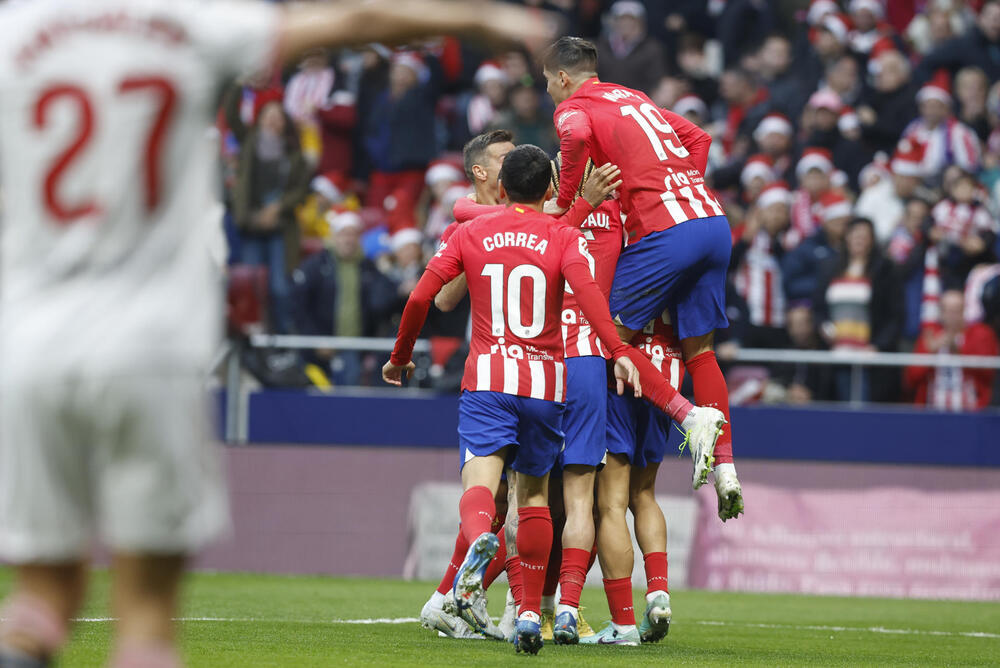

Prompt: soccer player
xmin=584 ymin=311 xmax=685 ymax=645
xmin=0 ymin=2 xmax=553 ymax=667
xmin=383 ymin=144 xmax=644 ymax=654
xmin=542 ymin=37 xmax=744 ymax=520
xmin=420 ymin=130 xmax=516 ymax=641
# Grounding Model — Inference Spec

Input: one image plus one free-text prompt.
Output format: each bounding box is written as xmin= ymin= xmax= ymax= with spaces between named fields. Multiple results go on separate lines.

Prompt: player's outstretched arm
xmin=553 ymin=109 xmax=594 ymax=213
xmin=384 ymin=270 xmax=447 ymax=385
xmin=277 ymin=1 xmax=554 ymax=65
xmin=434 ymin=274 xmax=468 ymax=312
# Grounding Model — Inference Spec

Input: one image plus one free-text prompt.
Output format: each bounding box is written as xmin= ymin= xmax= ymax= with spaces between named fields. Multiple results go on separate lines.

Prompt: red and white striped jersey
xmin=734 ymin=230 xmax=786 ymax=328
xmin=425 ymin=205 xmax=597 ymax=402
xmin=900 ymin=117 xmax=981 ymax=175
xmin=930 ymin=199 xmax=996 ymax=244
xmin=786 ymin=189 xmax=821 ymax=250
xmin=630 ymin=310 xmax=685 ymax=389
xmin=562 ymin=198 xmax=624 ymax=359
xmin=554 ymin=78 xmax=723 ymax=245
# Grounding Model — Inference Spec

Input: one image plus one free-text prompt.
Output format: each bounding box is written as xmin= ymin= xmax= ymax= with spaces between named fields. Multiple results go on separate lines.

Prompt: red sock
xmin=603 ymin=577 xmax=636 ymax=626
xmin=436 ymin=530 xmax=470 ymax=595
xmin=686 ymin=351 xmax=733 ymax=464
xmin=587 ymin=541 xmax=598 ymax=571
xmin=458 ymin=485 xmax=495 ymax=545
xmin=482 ymin=525 xmax=506 ymax=589
xmin=625 ymin=349 xmax=693 ymax=423
xmin=516 ymin=506 xmax=553 ymax=617
xmin=558 ymin=547 xmax=591 ymax=608
xmin=506 ymin=555 xmax=524 ymax=608
xmin=643 ymin=552 xmax=669 ymax=594
xmin=543 ymin=531 xmax=562 ymax=599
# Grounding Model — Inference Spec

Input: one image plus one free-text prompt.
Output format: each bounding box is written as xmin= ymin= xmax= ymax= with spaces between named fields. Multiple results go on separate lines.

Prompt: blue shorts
xmin=558 ymin=356 xmax=609 ymax=469
xmin=605 ymin=393 xmax=673 ymax=469
xmin=458 ymin=390 xmax=565 ymax=478
xmin=610 ymin=215 xmax=731 ymax=338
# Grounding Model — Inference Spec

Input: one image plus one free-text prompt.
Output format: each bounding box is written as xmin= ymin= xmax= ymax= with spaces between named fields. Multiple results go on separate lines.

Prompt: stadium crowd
xmin=223 ymin=0 xmax=1000 ymax=408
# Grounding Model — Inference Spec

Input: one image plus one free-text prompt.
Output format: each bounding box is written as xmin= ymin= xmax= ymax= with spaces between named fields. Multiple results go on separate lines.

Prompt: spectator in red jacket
xmin=906 ymin=289 xmax=999 ymax=410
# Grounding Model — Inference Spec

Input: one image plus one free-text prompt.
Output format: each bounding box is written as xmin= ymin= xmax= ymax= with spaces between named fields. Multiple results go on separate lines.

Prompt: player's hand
xmin=382 ymin=360 xmax=416 ymax=386
xmin=582 ymin=163 xmax=622 ymax=208
xmin=543 ymin=198 xmax=566 ymax=215
xmin=613 ymin=355 xmax=642 ymax=398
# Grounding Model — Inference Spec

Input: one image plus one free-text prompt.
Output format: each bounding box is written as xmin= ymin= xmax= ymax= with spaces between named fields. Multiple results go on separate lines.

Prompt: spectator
xmin=783 ymin=188 xmax=851 ymax=302
xmin=731 ymin=182 xmax=791 ymax=342
xmin=739 ymin=154 xmax=777 ymax=203
xmin=857 ymin=48 xmax=919 ymax=155
xmin=382 ymin=228 xmax=426 ymax=299
xmin=314 ymin=88 xmax=358 ymax=187
xmin=900 ymin=71 xmax=982 ymax=177
xmin=917 ymin=0 xmax=1000 ymax=82
xmin=489 ymin=84 xmax=559 ymax=154
xmin=673 ymin=94 xmax=710 ymax=128
xmin=814 ymin=217 xmax=903 ymax=401
xmin=802 ymin=12 xmax=852 ymax=88
xmin=757 ymin=33 xmax=811 ymax=121
xmin=290 ymin=212 xmax=399 ymax=385
xmin=905 ymin=289 xmax=999 ymax=410
xmin=297 ymin=173 xmax=347 ymax=240
xmin=855 ymin=139 xmax=928 ymax=243
xmin=906 ymin=3 xmax=965 ymax=55
xmin=929 ymin=169 xmax=998 ymax=288
xmin=283 ymin=49 xmax=338 ymax=166
xmin=788 ymin=148 xmax=836 ymax=249
xmin=230 ymin=96 xmax=310 ymax=334
xmin=954 ymin=66 xmax=991 ymax=142
xmin=847 ymin=0 xmax=895 ymax=57
xmin=753 ymin=112 xmax=796 ymax=181
xmin=423 ymin=162 xmax=468 ymax=242
xmin=716 ymin=68 xmax=771 ymax=159
xmin=800 ymin=88 xmax=871 ymax=190
xmin=460 ymin=62 xmax=510 ymax=142
xmin=823 ymin=54 xmax=863 ymax=108
xmin=363 ymin=51 xmax=440 ymax=230
xmin=596 ymin=1 xmax=666 ymax=96
xmin=674 ymin=32 xmax=720 ymax=107
xmin=888 ymin=196 xmax=934 ymax=342
xmin=774 ymin=304 xmax=835 ymax=404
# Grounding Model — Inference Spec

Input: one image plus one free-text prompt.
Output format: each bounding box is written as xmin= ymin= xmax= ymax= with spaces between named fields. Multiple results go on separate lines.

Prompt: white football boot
xmin=680 ymin=406 xmax=726 ymax=489
xmin=713 ymin=462 xmax=744 ymax=521
xmin=420 ymin=594 xmax=482 ymax=639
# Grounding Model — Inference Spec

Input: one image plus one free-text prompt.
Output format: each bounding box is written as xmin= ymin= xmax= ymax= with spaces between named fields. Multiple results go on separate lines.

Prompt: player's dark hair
xmin=542 ymin=37 xmax=598 ymax=75
xmin=462 ymin=129 xmax=514 ymax=181
xmin=500 ymin=145 xmax=553 ymax=203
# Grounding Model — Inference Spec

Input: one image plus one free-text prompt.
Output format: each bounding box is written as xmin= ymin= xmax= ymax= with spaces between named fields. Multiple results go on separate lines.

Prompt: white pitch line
xmin=51 ymin=616 xmax=998 ymax=640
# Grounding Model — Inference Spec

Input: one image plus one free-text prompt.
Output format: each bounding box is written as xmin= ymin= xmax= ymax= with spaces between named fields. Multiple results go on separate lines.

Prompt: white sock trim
xmin=555 ymin=604 xmax=577 ymax=617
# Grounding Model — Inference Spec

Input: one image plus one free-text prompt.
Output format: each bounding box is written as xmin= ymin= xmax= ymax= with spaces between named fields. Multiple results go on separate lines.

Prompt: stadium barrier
xmin=203 ymin=336 xmax=1000 ymax=598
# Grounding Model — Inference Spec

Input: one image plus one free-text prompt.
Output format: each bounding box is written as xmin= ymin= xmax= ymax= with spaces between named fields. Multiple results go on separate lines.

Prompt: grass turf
xmin=1 ymin=569 xmax=998 ymax=666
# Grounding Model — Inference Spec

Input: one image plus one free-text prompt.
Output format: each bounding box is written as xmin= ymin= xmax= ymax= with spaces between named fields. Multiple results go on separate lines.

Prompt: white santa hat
xmin=425 ymin=162 xmax=465 ymax=187
xmin=673 ymin=94 xmax=708 ymax=119
xmin=474 ymin=62 xmax=509 ymax=87
xmin=328 ymin=210 xmax=363 ymax=233
xmin=916 ymin=70 xmax=952 ymax=105
xmin=392 ymin=51 xmax=429 ymax=81
xmin=838 ymin=107 xmax=860 ymax=134
xmin=757 ymin=181 xmax=792 ymax=209
xmin=390 ymin=227 xmax=424 ymax=252
xmin=753 ymin=113 xmax=794 ymax=143
xmin=890 ymin=138 xmax=926 ymax=177
xmin=819 ymin=190 xmax=852 ymax=222
xmin=741 ymin=154 xmax=776 ymax=187
xmin=849 ymin=0 xmax=885 ymax=18
xmin=796 ymin=147 xmax=835 ymax=178
xmin=821 ymin=13 xmax=851 ymax=45
xmin=807 ymin=0 xmax=840 ymax=25
xmin=310 ymin=174 xmax=343 ymax=203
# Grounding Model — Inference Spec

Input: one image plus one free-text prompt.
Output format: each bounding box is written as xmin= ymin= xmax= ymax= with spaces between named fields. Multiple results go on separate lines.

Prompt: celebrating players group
xmin=0 ymin=1 xmax=745 ymax=665
xmin=384 ymin=38 xmax=745 ymax=654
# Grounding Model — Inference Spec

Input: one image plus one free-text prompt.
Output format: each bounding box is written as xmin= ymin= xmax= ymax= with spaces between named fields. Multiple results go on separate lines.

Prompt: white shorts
xmin=0 ymin=372 xmax=230 ymax=563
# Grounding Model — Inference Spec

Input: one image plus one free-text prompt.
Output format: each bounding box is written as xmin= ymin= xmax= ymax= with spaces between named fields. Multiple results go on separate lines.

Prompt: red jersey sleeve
xmin=389 ymin=270 xmax=447 ymax=366
xmin=425 ymin=225 xmax=466 ymax=283
xmin=559 ymin=196 xmax=595 ymax=229
xmin=554 ymin=104 xmax=593 ymax=210
xmin=660 ymin=107 xmax=712 ymax=175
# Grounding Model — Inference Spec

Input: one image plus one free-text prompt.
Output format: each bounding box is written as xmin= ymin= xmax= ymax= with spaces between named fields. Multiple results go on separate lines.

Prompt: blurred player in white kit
xmin=0 ymin=2 xmax=551 ymax=666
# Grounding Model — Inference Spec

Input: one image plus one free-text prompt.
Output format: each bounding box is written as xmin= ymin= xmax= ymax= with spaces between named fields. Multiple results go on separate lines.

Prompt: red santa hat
xmin=890 ymin=138 xmax=926 ymax=177
xmin=838 ymin=107 xmax=860 ymax=133
xmin=807 ymin=0 xmax=840 ymax=25
xmin=741 ymin=154 xmax=776 ymax=187
xmin=866 ymin=36 xmax=900 ymax=75
xmin=390 ymin=227 xmax=424 ymax=252
xmin=252 ymin=87 xmax=284 ymax=122
xmin=796 ymin=147 xmax=835 ymax=178
xmin=673 ymin=94 xmax=708 ymax=119
xmin=753 ymin=113 xmax=794 ymax=142
xmin=849 ymin=0 xmax=884 ymax=19
xmin=310 ymin=172 xmax=344 ymax=203
xmin=820 ymin=13 xmax=852 ymax=45
xmin=859 ymin=152 xmax=890 ymax=188
xmin=757 ymin=181 xmax=793 ymax=209
xmin=392 ymin=50 xmax=429 ymax=80
xmin=819 ymin=189 xmax=852 ymax=222
xmin=917 ymin=70 xmax=952 ymax=105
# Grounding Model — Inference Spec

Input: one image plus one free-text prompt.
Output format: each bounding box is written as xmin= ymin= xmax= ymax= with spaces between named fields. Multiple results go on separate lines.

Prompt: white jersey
xmin=0 ymin=0 xmax=279 ymax=378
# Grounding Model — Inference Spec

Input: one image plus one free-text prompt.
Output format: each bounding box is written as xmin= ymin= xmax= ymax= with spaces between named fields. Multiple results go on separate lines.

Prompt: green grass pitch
xmin=2 ymin=569 xmax=998 ymax=666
